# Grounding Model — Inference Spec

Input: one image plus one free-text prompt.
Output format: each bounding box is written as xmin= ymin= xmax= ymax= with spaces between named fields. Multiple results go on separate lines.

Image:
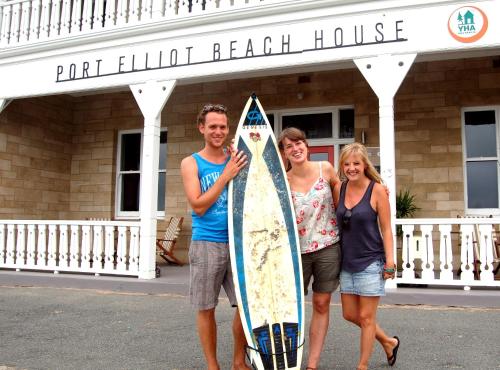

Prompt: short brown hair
xmin=277 ymin=127 xmax=309 ymax=150
xmin=197 ymin=103 xmax=228 ymax=125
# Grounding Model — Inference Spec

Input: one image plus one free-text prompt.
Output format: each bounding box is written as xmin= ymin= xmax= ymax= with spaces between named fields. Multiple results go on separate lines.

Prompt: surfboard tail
xmin=283 ymin=322 xmax=300 ymax=368
xmin=249 ymin=322 xmax=302 ymax=370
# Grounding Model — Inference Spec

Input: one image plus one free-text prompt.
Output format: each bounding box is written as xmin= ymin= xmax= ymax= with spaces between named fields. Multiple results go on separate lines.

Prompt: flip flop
xmin=388 ymin=336 xmax=400 ymax=366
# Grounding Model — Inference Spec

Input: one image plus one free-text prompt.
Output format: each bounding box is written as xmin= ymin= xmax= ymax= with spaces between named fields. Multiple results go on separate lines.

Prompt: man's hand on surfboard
xmin=222 ymin=149 xmax=247 ymax=181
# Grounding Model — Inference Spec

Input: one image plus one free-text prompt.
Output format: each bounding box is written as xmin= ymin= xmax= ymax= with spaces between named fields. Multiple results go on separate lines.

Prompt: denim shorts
xmin=340 ymin=259 xmax=386 ymax=297
xmin=189 ymin=240 xmax=237 ymax=310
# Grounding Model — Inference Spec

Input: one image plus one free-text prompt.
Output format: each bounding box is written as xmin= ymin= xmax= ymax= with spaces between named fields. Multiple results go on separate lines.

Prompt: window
xmin=267 ymin=106 xmax=355 ymax=168
xmin=462 ymin=107 xmax=500 ymax=214
xmin=116 ymin=129 xmax=168 ymax=219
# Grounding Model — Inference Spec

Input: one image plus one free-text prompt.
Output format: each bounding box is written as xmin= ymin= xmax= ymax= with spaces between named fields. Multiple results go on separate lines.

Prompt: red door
xmin=308 ymin=145 xmax=334 ymax=165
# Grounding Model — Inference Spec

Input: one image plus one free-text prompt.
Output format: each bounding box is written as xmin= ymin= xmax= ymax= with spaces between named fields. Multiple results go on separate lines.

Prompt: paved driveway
xmin=1 ymin=283 xmax=499 ymax=370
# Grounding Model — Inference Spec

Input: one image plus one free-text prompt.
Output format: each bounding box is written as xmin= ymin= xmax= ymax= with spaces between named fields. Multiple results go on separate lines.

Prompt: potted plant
xmin=396 ymin=188 xmax=420 ymax=278
xmin=396 ymin=188 xmax=420 ymax=236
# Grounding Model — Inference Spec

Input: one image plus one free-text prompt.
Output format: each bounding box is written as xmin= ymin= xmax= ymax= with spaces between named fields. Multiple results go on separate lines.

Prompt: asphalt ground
xmin=0 ymin=266 xmax=499 ymax=370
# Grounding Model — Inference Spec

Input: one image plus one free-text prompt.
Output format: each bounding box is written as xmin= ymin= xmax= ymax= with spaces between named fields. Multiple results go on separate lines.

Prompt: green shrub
xmin=396 ymin=189 xmax=420 ymax=236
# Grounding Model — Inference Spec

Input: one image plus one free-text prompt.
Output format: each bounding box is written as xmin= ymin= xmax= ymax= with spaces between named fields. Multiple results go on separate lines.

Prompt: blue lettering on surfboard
xmin=246 ymin=107 xmax=265 ymax=126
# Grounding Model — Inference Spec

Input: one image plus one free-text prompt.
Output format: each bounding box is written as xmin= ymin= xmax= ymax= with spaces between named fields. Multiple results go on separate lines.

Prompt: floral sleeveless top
xmin=291 ymin=162 xmax=340 ymax=254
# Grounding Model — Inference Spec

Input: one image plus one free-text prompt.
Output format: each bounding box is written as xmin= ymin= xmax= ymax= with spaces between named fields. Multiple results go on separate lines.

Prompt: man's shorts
xmin=189 ymin=240 xmax=237 ymax=310
xmin=301 ymin=242 xmax=341 ymax=295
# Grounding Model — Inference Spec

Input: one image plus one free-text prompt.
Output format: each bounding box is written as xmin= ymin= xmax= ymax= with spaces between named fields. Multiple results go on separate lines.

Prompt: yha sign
xmin=448 ymin=6 xmax=488 ymax=43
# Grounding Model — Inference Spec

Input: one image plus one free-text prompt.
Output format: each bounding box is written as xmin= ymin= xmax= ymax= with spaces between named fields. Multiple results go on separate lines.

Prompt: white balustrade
xmin=20 ymin=0 xmax=30 ymax=42
xmin=81 ymin=0 xmax=93 ymax=31
xmin=177 ymin=0 xmax=189 ymax=16
xmin=0 ymin=225 xmax=5 ymax=263
xmin=477 ymin=224 xmax=495 ymax=281
xmin=0 ymin=0 xmax=284 ymax=47
xmin=71 ymin=0 xmax=82 ymax=32
xmin=420 ymin=224 xmax=434 ymax=281
xmin=94 ymin=0 xmax=106 ymax=29
xmin=128 ymin=226 xmax=140 ymax=273
xmin=29 ymin=0 xmax=41 ymax=41
xmin=81 ymin=225 xmax=92 ymax=269
xmin=50 ymin=0 xmax=61 ymax=37
xmin=0 ymin=220 xmax=141 ymax=277
xmin=396 ymin=218 xmax=500 ymax=287
xmin=40 ymin=0 xmax=51 ymax=39
xmin=59 ymin=0 xmax=71 ymax=35
xmin=26 ymin=224 xmax=36 ymax=266
xmin=15 ymin=224 xmax=26 ymax=268
xmin=6 ymin=225 xmax=15 ymax=264
xmin=1 ymin=3 xmax=12 ymax=45
xmin=129 ymin=0 xmax=140 ymax=23
xmin=10 ymin=2 xmax=20 ymax=43
xmin=104 ymin=0 xmax=117 ymax=27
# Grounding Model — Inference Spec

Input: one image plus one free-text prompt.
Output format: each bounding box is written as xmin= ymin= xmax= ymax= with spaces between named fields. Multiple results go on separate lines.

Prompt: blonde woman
xmin=333 ymin=143 xmax=400 ymax=370
xmin=278 ymin=128 xmax=341 ymax=370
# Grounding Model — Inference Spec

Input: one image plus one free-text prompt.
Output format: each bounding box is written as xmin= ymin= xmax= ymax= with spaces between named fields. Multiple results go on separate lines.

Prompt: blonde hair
xmin=338 ymin=142 xmax=383 ymax=184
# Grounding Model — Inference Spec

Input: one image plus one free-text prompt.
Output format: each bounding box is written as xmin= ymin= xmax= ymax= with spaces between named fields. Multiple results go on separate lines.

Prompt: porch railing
xmin=395 ymin=218 xmax=500 ymax=288
xmin=0 ymin=0 xmax=282 ymax=47
xmin=0 ymin=220 xmax=141 ymax=276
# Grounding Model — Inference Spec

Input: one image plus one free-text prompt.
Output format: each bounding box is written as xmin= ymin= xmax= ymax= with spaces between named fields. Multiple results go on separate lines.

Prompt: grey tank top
xmin=336 ymin=180 xmax=385 ymax=273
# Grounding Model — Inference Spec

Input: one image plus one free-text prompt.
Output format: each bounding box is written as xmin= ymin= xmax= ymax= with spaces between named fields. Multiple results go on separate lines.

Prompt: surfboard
xmin=228 ymin=95 xmax=304 ymax=370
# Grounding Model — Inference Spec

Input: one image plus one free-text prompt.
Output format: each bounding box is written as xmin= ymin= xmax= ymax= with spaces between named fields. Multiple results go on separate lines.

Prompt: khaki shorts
xmin=302 ymin=242 xmax=341 ymax=295
xmin=189 ymin=240 xmax=237 ymax=310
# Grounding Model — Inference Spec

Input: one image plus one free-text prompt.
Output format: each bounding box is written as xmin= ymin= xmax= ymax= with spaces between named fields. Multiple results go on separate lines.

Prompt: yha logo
xmin=448 ymin=6 xmax=488 ymax=43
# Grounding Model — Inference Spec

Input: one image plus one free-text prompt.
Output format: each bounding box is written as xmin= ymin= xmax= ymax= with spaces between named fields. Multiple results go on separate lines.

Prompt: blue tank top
xmin=336 ymin=180 xmax=385 ymax=273
xmin=191 ymin=153 xmax=230 ymax=243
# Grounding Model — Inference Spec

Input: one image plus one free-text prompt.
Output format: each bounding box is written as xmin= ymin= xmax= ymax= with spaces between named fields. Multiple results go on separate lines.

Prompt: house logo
xmin=448 ymin=6 xmax=488 ymax=43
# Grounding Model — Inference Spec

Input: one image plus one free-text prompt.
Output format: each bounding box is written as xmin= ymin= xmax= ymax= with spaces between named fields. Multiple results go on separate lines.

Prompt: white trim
xmin=115 ymin=127 xmax=168 ymax=220
xmin=461 ymin=106 xmax=500 ymax=216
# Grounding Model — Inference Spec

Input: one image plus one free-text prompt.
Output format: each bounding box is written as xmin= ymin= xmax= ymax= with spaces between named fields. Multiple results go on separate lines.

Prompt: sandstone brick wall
xmin=0 ymin=96 xmax=73 ymax=219
xmin=395 ymin=57 xmax=500 ymax=218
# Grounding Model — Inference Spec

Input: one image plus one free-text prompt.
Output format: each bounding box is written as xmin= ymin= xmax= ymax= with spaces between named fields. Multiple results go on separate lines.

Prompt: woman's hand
xmin=383 ymin=263 xmax=396 ymax=280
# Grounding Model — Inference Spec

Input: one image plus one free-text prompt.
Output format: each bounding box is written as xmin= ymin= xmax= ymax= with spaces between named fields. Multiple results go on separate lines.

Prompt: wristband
xmin=383 ymin=264 xmax=395 ymax=273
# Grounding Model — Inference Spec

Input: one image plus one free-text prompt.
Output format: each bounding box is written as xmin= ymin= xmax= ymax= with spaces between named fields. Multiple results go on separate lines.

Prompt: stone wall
xmin=0 ymin=96 xmax=73 ymax=219
xmin=395 ymin=57 xmax=500 ymax=218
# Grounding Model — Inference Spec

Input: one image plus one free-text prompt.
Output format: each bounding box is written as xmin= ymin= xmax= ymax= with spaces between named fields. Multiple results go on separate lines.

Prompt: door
xmin=309 ymin=145 xmax=334 ymax=165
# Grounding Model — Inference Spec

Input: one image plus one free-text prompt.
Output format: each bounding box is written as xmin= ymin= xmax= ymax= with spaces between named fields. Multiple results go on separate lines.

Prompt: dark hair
xmin=197 ymin=104 xmax=228 ymax=125
xmin=277 ymin=127 xmax=309 ymax=150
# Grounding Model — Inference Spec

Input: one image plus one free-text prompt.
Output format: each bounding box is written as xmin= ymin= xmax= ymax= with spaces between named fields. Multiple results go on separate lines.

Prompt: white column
xmin=130 ymin=80 xmax=176 ymax=279
xmin=354 ymin=53 xmax=416 ymax=289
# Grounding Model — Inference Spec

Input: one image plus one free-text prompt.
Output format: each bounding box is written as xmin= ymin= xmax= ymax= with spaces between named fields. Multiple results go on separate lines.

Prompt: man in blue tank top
xmin=181 ymin=103 xmax=249 ymax=370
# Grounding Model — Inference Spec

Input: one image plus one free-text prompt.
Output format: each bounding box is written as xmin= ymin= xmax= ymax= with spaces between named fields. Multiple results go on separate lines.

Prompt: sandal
xmin=387 ymin=336 xmax=400 ymax=366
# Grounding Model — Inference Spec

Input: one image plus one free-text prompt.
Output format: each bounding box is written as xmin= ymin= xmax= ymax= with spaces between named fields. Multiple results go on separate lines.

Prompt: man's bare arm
xmin=180 ymin=151 xmax=247 ymax=216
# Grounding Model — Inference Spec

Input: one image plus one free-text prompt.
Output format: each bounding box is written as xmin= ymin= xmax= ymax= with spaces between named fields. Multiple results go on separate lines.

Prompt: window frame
xmin=268 ymin=105 xmax=355 ymax=170
xmin=115 ymin=128 xmax=168 ymax=220
xmin=462 ymin=106 xmax=500 ymax=216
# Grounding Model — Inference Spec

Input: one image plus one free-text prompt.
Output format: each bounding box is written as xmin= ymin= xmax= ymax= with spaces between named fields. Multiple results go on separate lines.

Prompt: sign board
xmin=0 ymin=1 xmax=498 ymax=99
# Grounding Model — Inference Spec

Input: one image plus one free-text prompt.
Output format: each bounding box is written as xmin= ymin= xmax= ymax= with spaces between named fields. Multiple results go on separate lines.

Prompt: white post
xmin=354 ymin=53 xmax=416 ymax=289
xmin=130 ymin=79 xmax=176 ymax=279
